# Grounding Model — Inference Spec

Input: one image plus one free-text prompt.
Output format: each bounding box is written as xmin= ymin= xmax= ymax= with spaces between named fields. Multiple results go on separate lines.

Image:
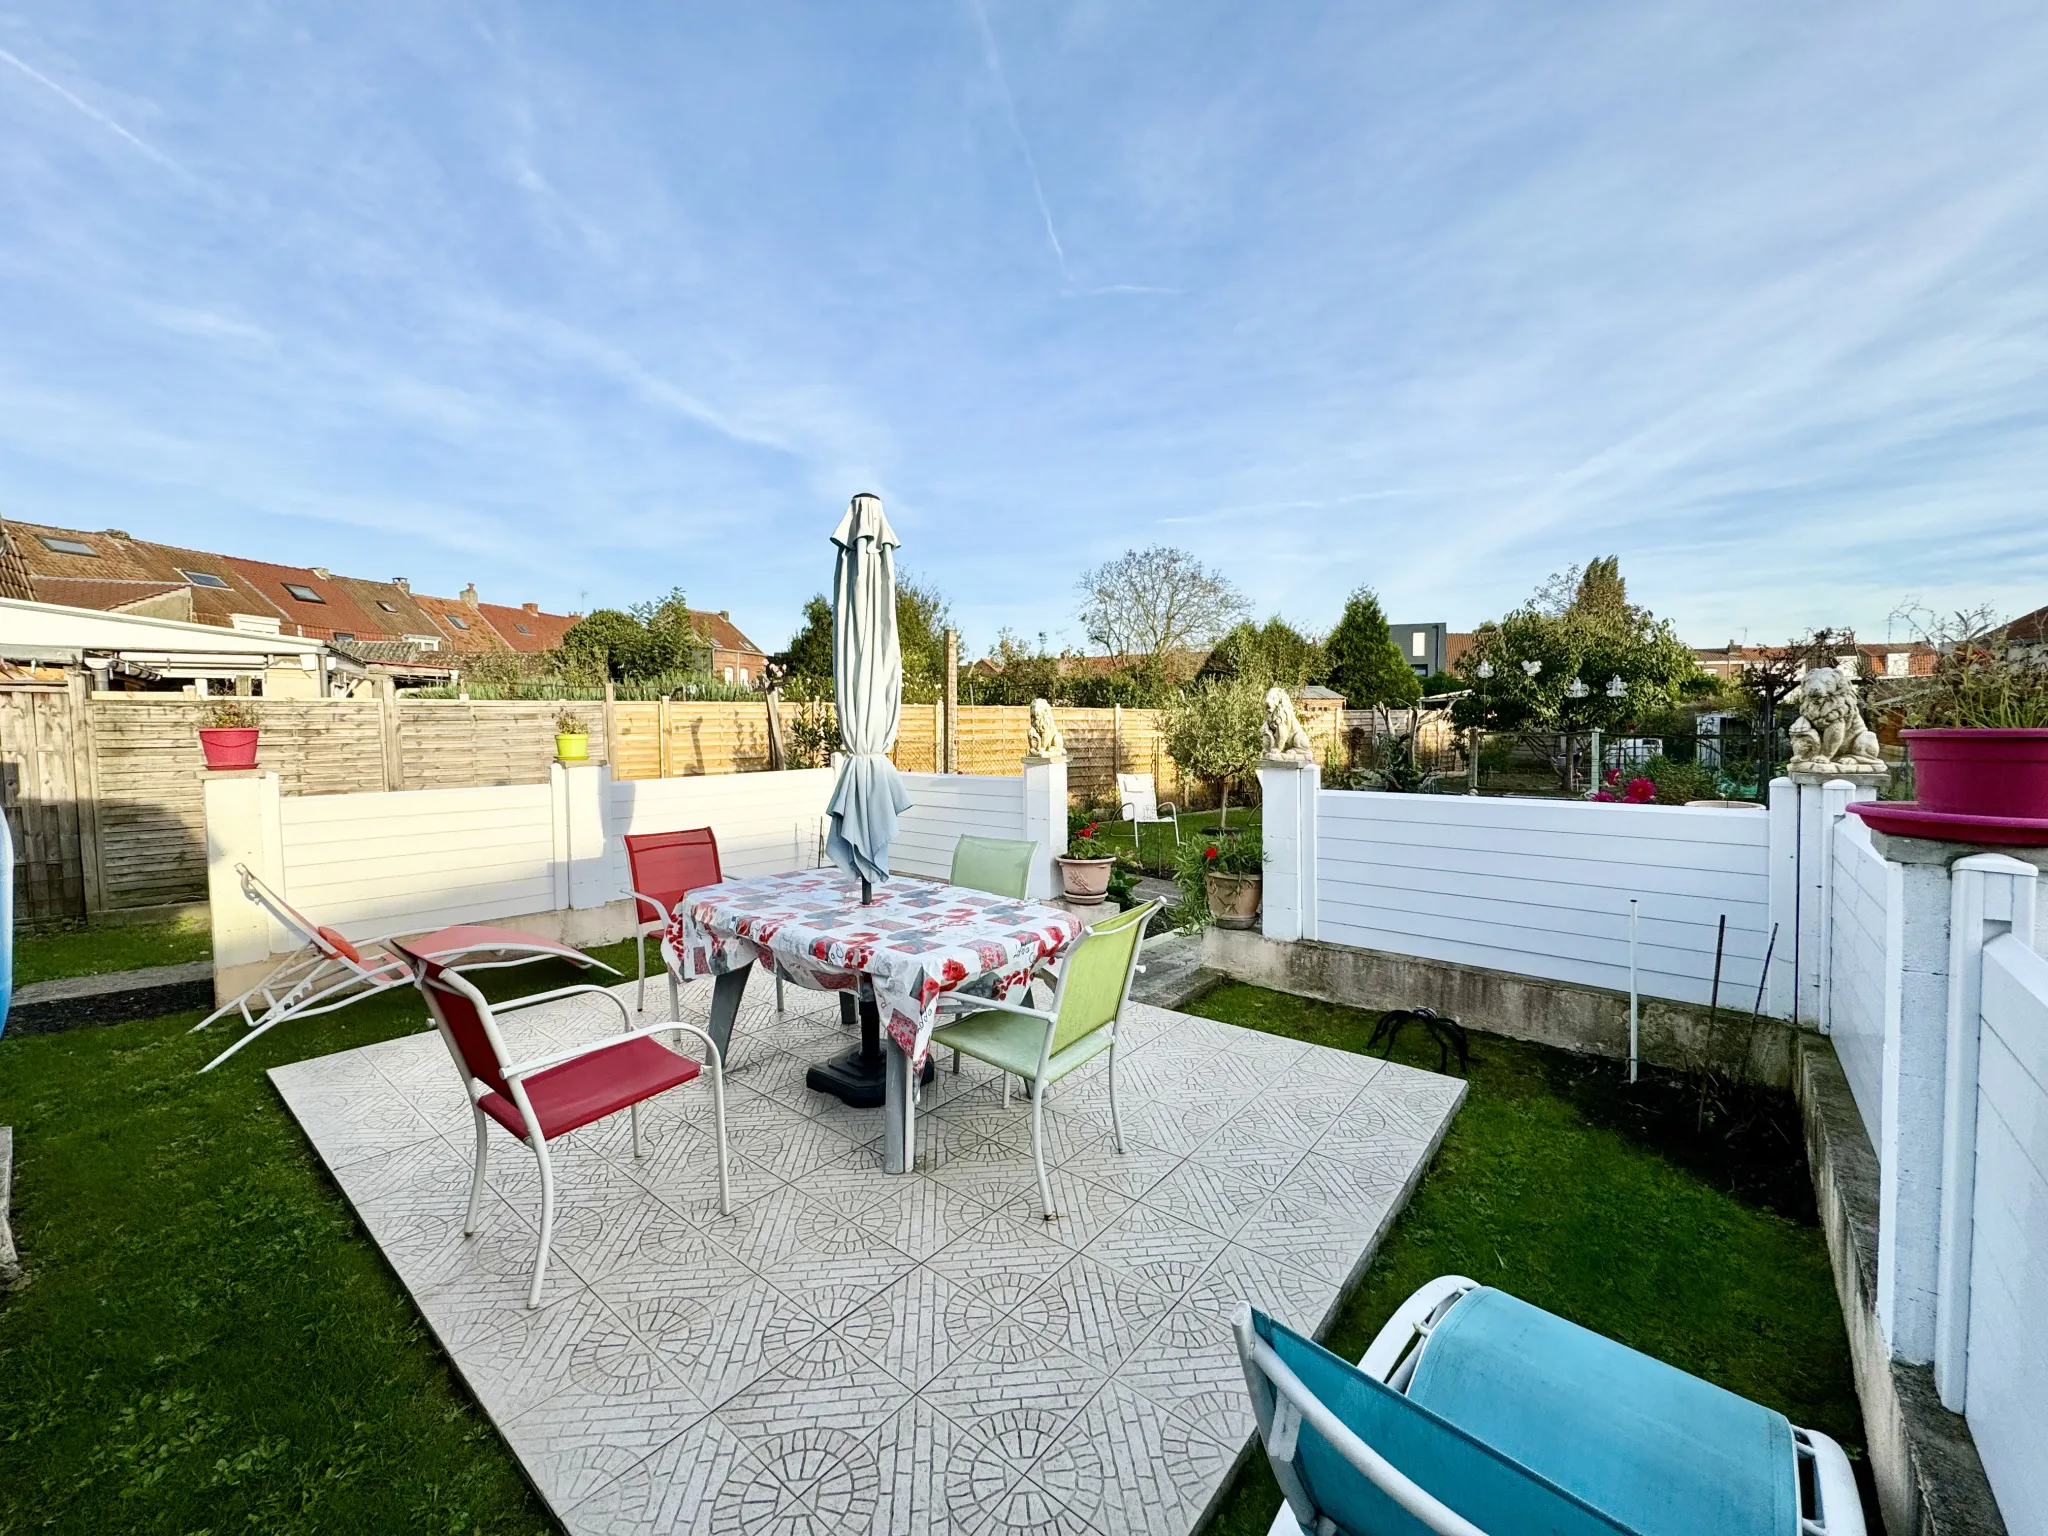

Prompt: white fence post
xmin=1766 ymin=776 xmax=1798 ymax=1018
xmin=203 ymin=770 xmax=283 ymax=1002
xmin=1792 ymin=773 xmax=1880 ymax=1025
xmin=1934 ymin=852 xmax=2040 ymax=1409
xmin=1258 ymin=756 xmax=1319 ymax=943
xmin=1020 ymin=753 xmax=1067 ymax=900
xmin=563 ymin=762 xmax=613 ymax=910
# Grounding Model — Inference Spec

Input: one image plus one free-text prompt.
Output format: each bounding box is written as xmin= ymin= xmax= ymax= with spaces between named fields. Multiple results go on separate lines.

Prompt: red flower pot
xmin=198 ymin=728 xmax=260 ymax=770
xmin=1903 ymin=729 xmax=2048 ymax=819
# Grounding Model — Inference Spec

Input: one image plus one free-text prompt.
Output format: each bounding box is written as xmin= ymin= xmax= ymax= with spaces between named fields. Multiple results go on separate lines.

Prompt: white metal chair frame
xmin=415 ymin=964 xmax=732 ymax=1309
xmin=190 ymin=864 xmax=610 ymax=1073
xmin=1117 ymin=772 xmax=1179 ymax=845
xmin=1236 ymin=1276 xmax=1865 ymax=1536
xmin=930 ymin=902 xmax=1156 ymax=1219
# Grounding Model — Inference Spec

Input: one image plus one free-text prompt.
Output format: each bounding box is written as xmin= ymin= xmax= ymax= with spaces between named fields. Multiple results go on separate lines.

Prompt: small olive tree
xmin=1162 ymin=677 xmax=1265 ymax=828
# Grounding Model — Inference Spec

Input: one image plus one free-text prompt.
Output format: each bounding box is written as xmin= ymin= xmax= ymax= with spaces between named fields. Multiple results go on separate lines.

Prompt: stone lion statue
xmin=1261 ymin=686 xmax=1315 ymax=760
xmin=1026 ymin=697 xmax=1065 ymax=759
xmin=1788 ymin=667 xmax=1884 ymax=773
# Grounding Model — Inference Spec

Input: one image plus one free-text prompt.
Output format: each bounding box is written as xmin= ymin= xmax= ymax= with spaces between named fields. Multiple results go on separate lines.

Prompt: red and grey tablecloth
xmin=667 ymin=870 xmax=1081 ymax=1067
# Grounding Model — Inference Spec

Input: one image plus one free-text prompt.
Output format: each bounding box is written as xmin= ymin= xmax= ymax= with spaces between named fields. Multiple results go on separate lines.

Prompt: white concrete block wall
xmin=1313 ymin=791 xmax=1775 ymax=1009
xmin=1828 ymin=815 xmax=1896 ymax=1141
xmin=890 ymin=771 xmax=1032 ymax=884
xmin=607 ymin=766 xmax=836 ymax=896
xmin=276 ymin=781 xmax=557 ymax=938
xmin=1967 ymin=935 xmax=2048 ymax=1535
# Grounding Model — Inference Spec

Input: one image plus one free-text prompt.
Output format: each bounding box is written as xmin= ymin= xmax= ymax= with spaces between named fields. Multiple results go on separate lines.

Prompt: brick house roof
xmin=478 ymin=601 xmax=580 ymax=653
xmin=5 ymin=521 xmax=288 ymax=629
xmin=28 ymin=575 xmax=192 ymax=615
xmin=690 ymin=609 xmax=766 ymax=660
xmin=221 ymin=556 xmax=436 ymax=645
xmin=412 ymin=592 xmax=512 ymax=653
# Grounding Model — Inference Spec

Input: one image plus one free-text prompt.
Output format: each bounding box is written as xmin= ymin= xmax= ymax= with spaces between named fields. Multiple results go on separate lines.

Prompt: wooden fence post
xmin=658 ymin=694 xmax=673 ymax=778
xmin=69 ymin=673 xmax=104 ymax=918
xmin=944 ymin=629 xmax=959 ymax=773
xmin=602 ymin=681 xmax=618 ymax=769
xmin=376 ymin=676 xmax=403 ymax=792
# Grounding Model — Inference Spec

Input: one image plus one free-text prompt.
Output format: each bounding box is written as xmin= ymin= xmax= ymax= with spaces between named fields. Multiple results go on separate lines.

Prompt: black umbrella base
xmin=806 ymin=990 xmax=935 ymax=1108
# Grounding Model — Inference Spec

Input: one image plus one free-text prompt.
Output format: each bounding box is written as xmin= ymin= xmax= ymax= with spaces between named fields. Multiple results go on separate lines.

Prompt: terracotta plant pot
xmin=1055 ymin=854 xmax=1115 ymax=900
xmin=1903 ymin=729 xmax=2048 ymax=819
xmin=1205 ymin=872 xmax=1262 ymax=929
xmin=197 ymin=728 xmax=259 ymax=771
xmin=555 ymin=732 xmax=590 ymax=762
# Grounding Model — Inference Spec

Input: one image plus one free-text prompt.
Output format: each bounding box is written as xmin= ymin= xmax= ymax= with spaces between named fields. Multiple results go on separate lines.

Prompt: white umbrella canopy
xmin=824 ymin=493 xmax=912 ymax=892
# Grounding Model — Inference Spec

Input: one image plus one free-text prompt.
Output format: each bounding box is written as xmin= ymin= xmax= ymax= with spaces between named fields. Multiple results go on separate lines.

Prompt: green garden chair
xmin=930 ymin=900 xmax=1157 ymax=1220
xmin=949 ymin=834 xmax=1036 ymax=899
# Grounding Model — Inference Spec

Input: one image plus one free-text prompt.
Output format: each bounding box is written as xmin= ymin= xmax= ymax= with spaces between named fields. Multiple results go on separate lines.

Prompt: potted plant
xmin=1856 ymin=614 xmax=2048 ymax=838
xmin=1054 ymin=815 xmax=1117 ymax=900
xmin=554 ymin=708 xmax=591 ymax=762
xmin=197 ymin=699 xmax=260 ymax=770
xmin=1178 ymin=829 xmax=1264 ymax=929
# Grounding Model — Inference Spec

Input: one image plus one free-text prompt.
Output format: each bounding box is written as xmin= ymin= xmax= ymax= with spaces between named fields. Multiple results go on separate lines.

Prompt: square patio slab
xmin=271 ymin=979 xmax=1464 ymax=1535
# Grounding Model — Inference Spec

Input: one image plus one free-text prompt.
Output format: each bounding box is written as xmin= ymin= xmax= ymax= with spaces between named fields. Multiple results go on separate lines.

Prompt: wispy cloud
xmin=969 ymin=0 xmax=1071 ymax=284
xmin=0 ymin=43 xmax=179 ymax=171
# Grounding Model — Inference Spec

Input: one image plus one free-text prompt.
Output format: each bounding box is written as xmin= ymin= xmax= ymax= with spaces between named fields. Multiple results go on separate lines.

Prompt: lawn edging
xmin=1202 ymin=927 xmax=1798 ymax=1087
xmin=1796 ymin=1035 xmax=2007 ymax=1536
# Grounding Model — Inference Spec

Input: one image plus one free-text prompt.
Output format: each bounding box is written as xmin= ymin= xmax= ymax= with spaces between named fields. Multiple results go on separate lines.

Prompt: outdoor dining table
xmin=665 ymin=868 xmax=1083 ymax=1173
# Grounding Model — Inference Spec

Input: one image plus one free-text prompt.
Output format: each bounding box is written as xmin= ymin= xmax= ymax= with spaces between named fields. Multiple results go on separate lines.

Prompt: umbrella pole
xmin=860 ymin=876 xmax=872 ymax=905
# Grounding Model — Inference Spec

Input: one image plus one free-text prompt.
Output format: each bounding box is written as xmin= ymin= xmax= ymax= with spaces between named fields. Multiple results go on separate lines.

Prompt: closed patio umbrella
xmin=823 ymin=493 xmax=911 ymax=897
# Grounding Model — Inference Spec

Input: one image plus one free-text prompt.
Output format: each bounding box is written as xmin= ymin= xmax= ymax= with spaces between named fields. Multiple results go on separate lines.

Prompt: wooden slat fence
xmin=5 ymin=688 xmax=1376 ymax=922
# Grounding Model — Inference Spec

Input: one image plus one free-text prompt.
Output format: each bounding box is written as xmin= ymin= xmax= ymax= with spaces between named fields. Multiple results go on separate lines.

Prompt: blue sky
xmin=2 ymin=2 xmax=2043 ymax=658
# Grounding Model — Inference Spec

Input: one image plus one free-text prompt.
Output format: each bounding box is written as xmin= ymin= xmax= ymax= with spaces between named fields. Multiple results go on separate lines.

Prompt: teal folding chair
xmin=1236 ymin=1279 xmax=1865 ymax=1536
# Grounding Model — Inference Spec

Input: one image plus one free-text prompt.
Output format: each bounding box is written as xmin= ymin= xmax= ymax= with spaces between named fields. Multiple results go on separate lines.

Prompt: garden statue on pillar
xmin=1026 ymin=697 xmax=1066 ymax=761
xmin=1787 ymin=667 xmax=1886 ymax=777
xmin=1261 ymin=686 xmax=1315 ymax=763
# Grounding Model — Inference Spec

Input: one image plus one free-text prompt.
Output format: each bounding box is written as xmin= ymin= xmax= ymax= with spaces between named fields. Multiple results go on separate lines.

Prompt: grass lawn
xmin=1187 ymin=982 xmax=1869 ymax=1536
xmin=1 ymin=949 xmax=1864 ymax=1534
xmin=12 ymin=917 xmax=213 ymax=987
xmin=1084 ymin=806 xmax=1262 ymax=875
xmin=0 ymin=938 xmax=641 ymax=1536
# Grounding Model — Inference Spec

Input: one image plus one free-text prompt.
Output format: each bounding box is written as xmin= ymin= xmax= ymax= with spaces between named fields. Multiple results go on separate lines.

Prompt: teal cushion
xmin=1405 ymin=1288 xmax=1798 ymax=1536
xmin=1257 ymin=1311 xmax=1636 ymax=1536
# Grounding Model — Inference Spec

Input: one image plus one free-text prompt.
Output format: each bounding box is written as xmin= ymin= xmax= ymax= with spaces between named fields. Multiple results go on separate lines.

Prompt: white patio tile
xmin=273 ymin=978 xmax=1456 ymax=1535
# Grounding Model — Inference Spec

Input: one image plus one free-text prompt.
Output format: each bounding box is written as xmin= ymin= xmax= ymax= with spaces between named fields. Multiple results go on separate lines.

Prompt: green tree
xmin=1161 ymin=677 xmax=1266 ymax=828
xmin=773 ymin=571 xmax=955 ymax=704
xmin=1200 ymin=618 xmax=1326 ymax=689
xmin=1325 ymin=589 xmax=1421 ymax=707
xmin=1451 ymin=558 xmax=1705 ymax=734
xmin=779 ymin=596 xmax=834 ymax=683
xmin=560 ymin=587 xmax=704 ymax=681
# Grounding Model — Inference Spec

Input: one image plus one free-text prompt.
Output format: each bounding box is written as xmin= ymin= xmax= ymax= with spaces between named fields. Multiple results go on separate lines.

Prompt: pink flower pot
xmin=197 ymin=728 xmax=260 ymax=770
xmin=1903 ymin=729 xmax=2048 ymax=819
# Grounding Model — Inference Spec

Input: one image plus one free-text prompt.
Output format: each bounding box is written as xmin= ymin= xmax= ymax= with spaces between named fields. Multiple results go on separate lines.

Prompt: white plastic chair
xmin=190 ymin=865 xmax=615 ymax=1073
xmin=1117 ymin=772 xmax=1179 ymax=845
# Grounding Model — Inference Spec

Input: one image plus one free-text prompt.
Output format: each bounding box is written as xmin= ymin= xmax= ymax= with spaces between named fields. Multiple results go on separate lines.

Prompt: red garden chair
xmin=394 ymin=939 xmax=730 ymax=1308
xmin=625 ymin=827 xmax=779 ymax=1015
xmin=191 ymin=864 xmax=615 ymax=1073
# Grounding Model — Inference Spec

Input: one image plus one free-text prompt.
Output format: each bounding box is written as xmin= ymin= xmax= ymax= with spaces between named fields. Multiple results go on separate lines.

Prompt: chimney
xmin=392 ymin=577 xmax=410 ymax=592
xmin=105 ymin=529 xmax=131 ymax=539
xmin=523 ymin=602 xmax=539 ymax=615
xmin=461 ymin=583 xmax=479 ymax=608
xmin=312 ymin=566 xmax=332 ymax=579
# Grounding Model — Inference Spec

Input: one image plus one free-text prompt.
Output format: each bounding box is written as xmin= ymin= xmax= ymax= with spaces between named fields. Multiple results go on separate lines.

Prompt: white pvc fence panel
xmin=1828 ymin=815 xmax=1894 ymax=1142
xmin=276 ymin=782 xmax=557 ymax=939
xmin=607 ymin=767 xmax=835 ymax=897
xmin=890 ymin=772 xmax=1028 ymax=882
xmin=1315 ymin=791 xmax=1774 ymax=1008
xmin=1967 ymin=936 xmax=2048 ymax=1534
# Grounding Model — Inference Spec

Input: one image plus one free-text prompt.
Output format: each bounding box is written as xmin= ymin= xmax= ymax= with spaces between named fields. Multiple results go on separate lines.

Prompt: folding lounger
xmin=1236 ymin=1275 xmax=1864 ymax=1536
xmin=191 ymin=864 xmax=616 ymax=1073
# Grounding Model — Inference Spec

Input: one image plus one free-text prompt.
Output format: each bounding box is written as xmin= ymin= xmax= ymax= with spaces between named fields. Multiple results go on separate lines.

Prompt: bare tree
xmin=1076 ymin=546 xmax=1249 ymax=683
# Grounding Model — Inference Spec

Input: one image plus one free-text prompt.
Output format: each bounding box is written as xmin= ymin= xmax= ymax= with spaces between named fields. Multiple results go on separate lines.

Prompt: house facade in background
xmin=0 ymin=517 xmax=766 ymax=691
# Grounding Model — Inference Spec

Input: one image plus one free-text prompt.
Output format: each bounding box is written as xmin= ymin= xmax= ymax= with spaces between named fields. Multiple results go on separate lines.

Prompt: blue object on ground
xmin=1404 ymin=1287 xmax=1798 ymax=1535
xmin=1255 ymin=1309 xmax=1636 ymax=1535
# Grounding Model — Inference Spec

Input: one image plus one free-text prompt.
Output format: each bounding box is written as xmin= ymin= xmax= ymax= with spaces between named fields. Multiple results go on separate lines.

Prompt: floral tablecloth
xmin=666 ymin=870 xmax=1081 ymax=1068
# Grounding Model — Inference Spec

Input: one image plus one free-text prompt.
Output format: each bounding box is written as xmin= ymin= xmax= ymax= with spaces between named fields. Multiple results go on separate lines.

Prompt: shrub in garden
xmin=1172 ymin=828 xmax=1264 ymax=922
xmin=1162 ymin=677 xmax=1265 ymax=826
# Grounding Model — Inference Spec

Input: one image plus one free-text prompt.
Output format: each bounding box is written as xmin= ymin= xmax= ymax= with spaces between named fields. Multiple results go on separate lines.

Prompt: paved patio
xmin=271 ymin=977 xmax=1463 ymax=1535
